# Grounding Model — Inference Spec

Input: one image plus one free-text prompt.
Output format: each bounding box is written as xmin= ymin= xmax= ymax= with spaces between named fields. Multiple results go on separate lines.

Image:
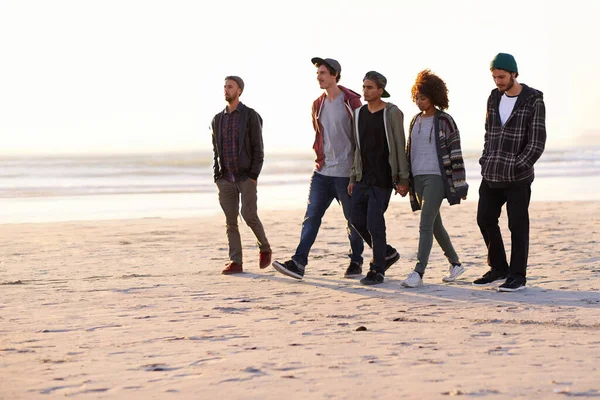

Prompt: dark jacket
xmin=407 ymin=110 xmax=468 ymax=211
xmin=350 ymin=103 xmax=410 ymax=187
xmin=312 ymin=85 xmax=362 ymax=171
xmin=479 ymin=84 xmax=546 ymax=183
xmin=211 ymin=103 xmax=264 ymax=181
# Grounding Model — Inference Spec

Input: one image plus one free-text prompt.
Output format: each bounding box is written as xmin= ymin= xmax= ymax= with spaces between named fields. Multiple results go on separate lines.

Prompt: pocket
xmin=501 ymin=151 xmax=518 ymax=180
xmin=241 ymin=177 xmax=257 ymax=191
xmin=480 ymin=154 xmax=491 ymax=177
xmin=481 ymin=150 xmax=516 ymax=181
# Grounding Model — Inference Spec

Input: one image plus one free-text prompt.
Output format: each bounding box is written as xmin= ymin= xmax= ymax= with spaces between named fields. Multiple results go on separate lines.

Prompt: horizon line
xmin=1 ymin=144 xmax=599 ymax=159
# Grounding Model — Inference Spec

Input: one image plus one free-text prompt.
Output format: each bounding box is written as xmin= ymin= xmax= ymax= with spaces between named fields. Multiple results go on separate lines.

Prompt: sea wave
xmin=0 ymin=148 xmax=598 ymax=199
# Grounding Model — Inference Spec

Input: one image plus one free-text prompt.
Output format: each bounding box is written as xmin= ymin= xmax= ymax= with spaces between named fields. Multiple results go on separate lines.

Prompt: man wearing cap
xmin=349 ymin=71 xmax=410 ymax=285
xmin=211 ymin=75 xmax=272 ymax=275
xmin=273 ymin=58 xmax=399 ymax=280
xmin=474 ymin=53 xmax=546 ymax=291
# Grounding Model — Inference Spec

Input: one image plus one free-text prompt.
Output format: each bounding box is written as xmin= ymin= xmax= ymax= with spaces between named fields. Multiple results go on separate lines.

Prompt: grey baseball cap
xmin=311 ymin=57 xmax=341 ymax=74
xmin=363 ymin=71 xmax=390 ymax=98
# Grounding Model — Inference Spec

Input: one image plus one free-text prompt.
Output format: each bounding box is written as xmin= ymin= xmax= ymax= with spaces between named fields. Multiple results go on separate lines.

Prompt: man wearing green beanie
xmin=473 ymin=53 xmax=546 ymax=292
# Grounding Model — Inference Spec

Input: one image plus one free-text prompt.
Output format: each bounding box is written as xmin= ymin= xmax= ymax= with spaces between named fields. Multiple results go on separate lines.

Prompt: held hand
xmin=462 ymin=196 xmax=467 ymax=200
xmin=348 ymin=183 xmax=355 ymax=196
xmin=394 ymin=184 xmax=409 ymax=197
xmin=251 ymin=179 xmax=257 ymax=184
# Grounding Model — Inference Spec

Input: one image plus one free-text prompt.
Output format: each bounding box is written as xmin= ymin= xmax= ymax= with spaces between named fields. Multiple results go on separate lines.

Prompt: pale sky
xmin=1 ymin=0 xmax=599 ymax=155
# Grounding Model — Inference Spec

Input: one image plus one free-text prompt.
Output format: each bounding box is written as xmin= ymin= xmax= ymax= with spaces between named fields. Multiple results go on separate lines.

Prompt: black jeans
xmin=350 ymin=183 xmax=392 ymax=274
xmin=476 ymin=179 xmax=532 ymax=279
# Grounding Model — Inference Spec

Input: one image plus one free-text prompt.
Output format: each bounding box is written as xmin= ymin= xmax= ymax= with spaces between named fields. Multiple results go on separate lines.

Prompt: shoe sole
xmin=360 ymin=279 xmax=384 ymax=285
xmin=401 ymin=282 xmax=423 ymax=288
xmin=442 ymin=267 xmax=465 ymax=282
xmin=272 ymin=261 xmax=303 ymax=280
xmin=498 ymin=285 xmax=526 ymax=292
xmin=472 ymin=277 xmax=507 ymax=286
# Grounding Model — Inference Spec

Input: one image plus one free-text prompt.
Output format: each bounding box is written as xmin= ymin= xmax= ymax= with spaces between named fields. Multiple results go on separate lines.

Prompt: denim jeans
xmin=477 ymin=179 xmax=531 ymax=279
xmin=292 ymin=171 xmax=364 ymax=267
xmin=350 ymin=182 xmax=393 ymax=273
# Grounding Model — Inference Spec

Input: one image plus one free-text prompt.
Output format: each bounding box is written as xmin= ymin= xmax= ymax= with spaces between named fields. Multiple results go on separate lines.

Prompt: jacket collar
xmin=224 ymin=102 xmax=245 ymax=114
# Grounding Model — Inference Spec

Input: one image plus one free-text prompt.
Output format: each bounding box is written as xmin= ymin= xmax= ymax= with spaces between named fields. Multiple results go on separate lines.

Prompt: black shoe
xmin=272 ymin=259 xmax=305 ymax=280
xmin=498 ymin=276 xmax=526 ymax=292
xmin=344 ymin=261 xmax=363 ymax=278
xmin=384 ymin=249 xmax=400 ymax=272
xmin=360 ymin=270 xmax=385 ymax=285
xmin=472 ymin=269 xmax=507 ymax=286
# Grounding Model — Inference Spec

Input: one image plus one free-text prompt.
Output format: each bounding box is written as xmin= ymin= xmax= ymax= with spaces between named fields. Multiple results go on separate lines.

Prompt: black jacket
xmin=211 ymin=103 xmax=264 ymax=181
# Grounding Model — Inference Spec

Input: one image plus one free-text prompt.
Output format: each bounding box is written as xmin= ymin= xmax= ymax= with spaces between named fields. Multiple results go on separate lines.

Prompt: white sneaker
xmin=442 ymin=263 xmax=465 ymax=282
xmin=401 ymin=271 xmax=423 ymax=288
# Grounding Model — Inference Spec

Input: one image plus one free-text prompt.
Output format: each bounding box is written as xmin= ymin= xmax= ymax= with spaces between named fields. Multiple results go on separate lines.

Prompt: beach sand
xmin=1 ymin=200 xmax=599 ymax=399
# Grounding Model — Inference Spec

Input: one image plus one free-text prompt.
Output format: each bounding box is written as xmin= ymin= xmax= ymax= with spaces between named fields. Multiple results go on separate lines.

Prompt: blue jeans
xmin=350 ymin=182 xmax=393 ymax=274
xmin=293 ymin=172 xmax=364 ymax=267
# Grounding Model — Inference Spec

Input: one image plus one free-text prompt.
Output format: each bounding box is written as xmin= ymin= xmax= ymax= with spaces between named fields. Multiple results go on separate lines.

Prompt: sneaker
xmin=401 ymin=271 xmax=423 ymax=288
xmin=344 ymin=261 xmax=363 ymax=278
xmin=442 ymin=263 xmax=465 ymax=282
xmin=360 ymin=270 xmax=385 ymax=285
xmin=222 ymin=262 xmax=243 ymax=275
xmin=498 ymin=276 xmax=526 ymax=292
xmin=259 ymin=250 xmax=272 ymax=269
xmin=472 ymin=269 xmax=507 ymax=286
xmin=384 ymin=249 xmax=400 ymax=272
xmin=272 ymin=259 xmax=304 ymax=280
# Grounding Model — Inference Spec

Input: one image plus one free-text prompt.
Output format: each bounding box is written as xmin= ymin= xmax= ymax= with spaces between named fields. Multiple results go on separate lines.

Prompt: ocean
xmin=1 ymin=148 xmax=599 ymax=223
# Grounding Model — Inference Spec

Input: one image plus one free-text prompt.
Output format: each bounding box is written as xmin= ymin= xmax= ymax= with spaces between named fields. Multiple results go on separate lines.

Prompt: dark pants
xmin=216 ymin=178 xmax=270 ymax=264
xmin=293 ymin=172 xmax=364 ymax=267
xmin=350 ymin=182 xmax=392 ymax=274
xmin=476 ymin=179 xmax=531 ymax=279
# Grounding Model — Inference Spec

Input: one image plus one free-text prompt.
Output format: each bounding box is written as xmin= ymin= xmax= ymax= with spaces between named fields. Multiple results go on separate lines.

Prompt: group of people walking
xmin=210 ymin=53 xmax=546 ymax=293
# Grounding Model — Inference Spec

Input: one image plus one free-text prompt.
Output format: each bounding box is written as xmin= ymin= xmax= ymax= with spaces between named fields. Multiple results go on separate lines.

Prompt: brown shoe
xmin=259 ymin=251 xmax=272 ymax=269
xmin=222 ymin=262 xmax=243 ymax=275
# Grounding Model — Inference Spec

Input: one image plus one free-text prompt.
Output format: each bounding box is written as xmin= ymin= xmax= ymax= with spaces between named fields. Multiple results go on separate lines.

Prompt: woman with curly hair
xmin=400 ymin=69 xmax=469 ymax=288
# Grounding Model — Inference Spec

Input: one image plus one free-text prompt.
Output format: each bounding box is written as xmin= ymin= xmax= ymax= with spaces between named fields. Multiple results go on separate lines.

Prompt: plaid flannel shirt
xmin=221 ymin=106 xmax=243 ymax=182
xmin=479 ymin=84 xmax=546 ymax=183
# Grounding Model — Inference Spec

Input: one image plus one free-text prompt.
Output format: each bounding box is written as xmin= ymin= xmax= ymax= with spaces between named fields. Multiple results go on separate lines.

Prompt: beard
xmin=503 ymin=76 xmax=515 ymax=92
xmin=225 ymin=93 xmax=238 ymax=102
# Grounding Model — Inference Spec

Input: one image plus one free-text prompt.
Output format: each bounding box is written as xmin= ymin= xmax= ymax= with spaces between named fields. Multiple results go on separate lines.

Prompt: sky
xmin=1 ymin=0 xmax=599 ymax=155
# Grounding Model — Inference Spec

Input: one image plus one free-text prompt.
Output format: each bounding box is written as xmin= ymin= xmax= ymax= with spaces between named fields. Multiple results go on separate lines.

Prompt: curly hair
xmin=411 ymin=69 xmax=449 ymax=110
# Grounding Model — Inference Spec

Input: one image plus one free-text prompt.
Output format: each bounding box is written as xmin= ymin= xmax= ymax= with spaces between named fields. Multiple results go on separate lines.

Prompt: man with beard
xmin=474 ymin=53 xmax=546 ymax=291
xmin=272 ymin=58 xmax=400 ymax=281
xmin=211 ymin=76 xmax=272 ymax=274
xmin=349 ymin=71 xmax=410 ymax=285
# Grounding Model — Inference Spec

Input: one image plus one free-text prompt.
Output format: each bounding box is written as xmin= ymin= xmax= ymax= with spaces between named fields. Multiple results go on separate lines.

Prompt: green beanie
xmin=490 ymin=53 xmax=518 ymax=73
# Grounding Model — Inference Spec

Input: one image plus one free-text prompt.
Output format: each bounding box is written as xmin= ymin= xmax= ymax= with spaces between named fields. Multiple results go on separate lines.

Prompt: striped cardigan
xmin=479 ymin=84 xmax=546 ymax=183
xmin=407 ymin=110 xmax=468 ymax=211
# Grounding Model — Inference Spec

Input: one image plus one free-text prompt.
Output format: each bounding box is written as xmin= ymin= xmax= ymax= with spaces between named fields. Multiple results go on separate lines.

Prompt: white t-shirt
xmin=499 ymin=93 xmax=518 ymax=126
